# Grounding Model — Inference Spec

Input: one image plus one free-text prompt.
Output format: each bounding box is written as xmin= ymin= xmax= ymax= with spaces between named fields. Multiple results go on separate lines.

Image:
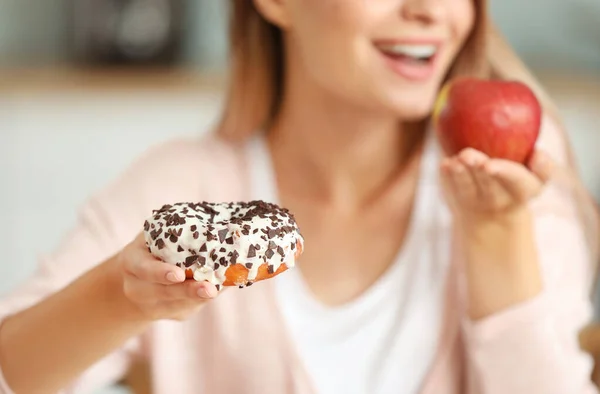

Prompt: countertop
xmin=0 ymin=66 xmax=227 ymax=93
xmin=0 ymin=67 xmax=598 ymax=97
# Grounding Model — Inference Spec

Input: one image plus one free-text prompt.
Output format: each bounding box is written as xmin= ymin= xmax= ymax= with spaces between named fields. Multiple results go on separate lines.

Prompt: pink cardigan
xmin=0 ymin=116 xmax=597 ymax=393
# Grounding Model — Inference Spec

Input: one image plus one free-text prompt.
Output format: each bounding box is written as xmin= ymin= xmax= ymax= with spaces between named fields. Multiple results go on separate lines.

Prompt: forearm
xmin=462 ymin=214 xmax=597 ymax=394
xmin=0 ymin=256 xmax=151 ymax=394
xmin=460 ymin=210 xmax=543 ymax=320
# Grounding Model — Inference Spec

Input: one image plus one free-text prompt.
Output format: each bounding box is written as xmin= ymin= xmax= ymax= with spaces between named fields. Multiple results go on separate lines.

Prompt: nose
xmin=401 ymin=0 xmax=447 ymax=25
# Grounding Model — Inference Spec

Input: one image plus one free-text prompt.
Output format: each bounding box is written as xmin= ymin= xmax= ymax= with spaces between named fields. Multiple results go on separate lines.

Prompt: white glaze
xmin=144 ymin=201 xmax=303 ymax=287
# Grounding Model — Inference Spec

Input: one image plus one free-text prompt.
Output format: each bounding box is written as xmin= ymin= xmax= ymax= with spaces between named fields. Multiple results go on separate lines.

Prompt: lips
xmin=374 ymin=41 xmax=441 ymax=82
xmin=377 ymin=44 xmax=437 ymax=62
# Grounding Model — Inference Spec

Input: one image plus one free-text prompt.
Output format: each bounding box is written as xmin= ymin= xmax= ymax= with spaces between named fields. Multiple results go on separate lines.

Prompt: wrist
xmin=466 ymin=265 xmax=543 ymax=320
xmin=458 ymin=207 xmax=532 ymax=242
xmin=458 ymin=209 xmax=543 ymax=320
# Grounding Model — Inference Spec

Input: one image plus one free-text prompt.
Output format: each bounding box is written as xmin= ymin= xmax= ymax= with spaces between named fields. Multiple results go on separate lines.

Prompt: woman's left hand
xmin=440 ymin=148 xmax=554 ymax=226
xmin=440 ymin=147 xmax=556 ymax=320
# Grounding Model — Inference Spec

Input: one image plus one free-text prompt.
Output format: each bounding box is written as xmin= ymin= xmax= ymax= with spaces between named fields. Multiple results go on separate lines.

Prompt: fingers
xmin=457 ymin=149 xmax=495 ymax=200
xmin=442 ymin=147 xmax=556 ymax=218
xmin=127 ymin=254 xmax=186 ymax=285
xmin=156 ymin=280 xmax=219 ymax=301
xmin=124 ymin=236 xmax=186 ymax=285
xmin=457 ymin=148 xmax=549 ymax=202
xmin=486 ymin=159 xmax=543 ymax=201
xmin=456 ymin=148 xmax=518 ymax=211
xmin=444 ymin=147 xmax=546 ymax=209
xmin=443 ymin=156 xmax=478 ymax=201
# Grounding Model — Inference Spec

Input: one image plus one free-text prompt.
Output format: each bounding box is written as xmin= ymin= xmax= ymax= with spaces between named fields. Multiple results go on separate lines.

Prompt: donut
xmin=143 ymin=200 xmax=304 ymax=289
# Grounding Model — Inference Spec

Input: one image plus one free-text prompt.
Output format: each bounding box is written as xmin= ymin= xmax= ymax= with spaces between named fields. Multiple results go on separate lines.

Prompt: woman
xmin=0 ymin=0 xmax=598 ymax=393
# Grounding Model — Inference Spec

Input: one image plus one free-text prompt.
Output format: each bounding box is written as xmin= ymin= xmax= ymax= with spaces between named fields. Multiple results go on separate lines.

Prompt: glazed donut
xmin=143 ymin=200 xmax=304 ymax=289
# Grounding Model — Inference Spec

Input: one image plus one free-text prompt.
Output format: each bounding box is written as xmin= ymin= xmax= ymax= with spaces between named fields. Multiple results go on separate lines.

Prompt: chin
xmin=384 ymin=93 xmax=437 ymax=121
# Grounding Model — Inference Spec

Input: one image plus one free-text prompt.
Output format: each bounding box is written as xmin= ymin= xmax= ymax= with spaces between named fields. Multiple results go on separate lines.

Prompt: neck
xmin=268 ymin=67 xmax=423 ymax=210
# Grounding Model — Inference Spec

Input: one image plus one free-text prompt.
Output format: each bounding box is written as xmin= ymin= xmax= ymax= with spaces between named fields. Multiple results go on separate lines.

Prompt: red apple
xmin=432 ymin=77 xmax=542 ymax=164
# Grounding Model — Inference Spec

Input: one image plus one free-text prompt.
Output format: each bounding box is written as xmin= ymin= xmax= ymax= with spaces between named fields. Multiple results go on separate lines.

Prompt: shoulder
xmin=532 ymin=112 xmax=599 ymax=260
xmin=531 ymin=112 xmax=581 ymax=214
xmin=113 ymin=132 xmax=244 ymax=195
xmin=132 ymin=133 xmax=244 ymax=177
xmin=535 ymin=112 xmax=571 ymax=167
xmin=530 ymin=112 xmax=597 ymax=272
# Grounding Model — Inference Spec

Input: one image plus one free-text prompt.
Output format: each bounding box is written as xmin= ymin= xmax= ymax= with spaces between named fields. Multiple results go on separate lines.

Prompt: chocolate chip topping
xmin=185 ymin=256 xmax=197 ymax=267
xmin=150 ymin=228 xmax=162 ymax=240
xmin=218 ymin=229 xmax=228 ymax=243
xmin=230 ymin=250 xmax=239 ymax=265
xmin=277 ymin=246 xmax=285 ymax=257
xmin=247 ymin=244 xmax=257 ymax=258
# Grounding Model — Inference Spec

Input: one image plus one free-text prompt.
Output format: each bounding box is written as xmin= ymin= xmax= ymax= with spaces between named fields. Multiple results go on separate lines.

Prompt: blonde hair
xmin=217 ymin=0 xmax=599 ymax=270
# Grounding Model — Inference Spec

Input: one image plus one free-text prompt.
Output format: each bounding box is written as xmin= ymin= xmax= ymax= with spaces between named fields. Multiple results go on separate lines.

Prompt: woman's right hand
xmin=0 ymin=232 xmax=219 ymax=394
xmin=117 ymin=233 xmax=219 ymax=321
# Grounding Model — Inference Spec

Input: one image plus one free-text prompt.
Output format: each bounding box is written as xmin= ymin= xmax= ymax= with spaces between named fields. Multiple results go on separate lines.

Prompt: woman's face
xmin=271 ymin=0 xmax=475 ymax=120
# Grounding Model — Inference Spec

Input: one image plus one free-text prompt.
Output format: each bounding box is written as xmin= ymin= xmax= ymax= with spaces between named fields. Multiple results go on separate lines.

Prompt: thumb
xmin=527 ymin=150 xmax=555 ymax=184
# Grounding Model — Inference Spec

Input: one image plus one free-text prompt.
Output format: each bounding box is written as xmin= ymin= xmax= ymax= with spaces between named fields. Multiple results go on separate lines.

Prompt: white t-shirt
xmin=246 ymin=133 xmax=452 ymax=394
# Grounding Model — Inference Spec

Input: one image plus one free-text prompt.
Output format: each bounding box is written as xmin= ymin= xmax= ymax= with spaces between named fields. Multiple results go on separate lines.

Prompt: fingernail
xmin=197 ymin=287 xmax=214 ymax=299
xmin=166 ymin=272 xmax=181 ymax=283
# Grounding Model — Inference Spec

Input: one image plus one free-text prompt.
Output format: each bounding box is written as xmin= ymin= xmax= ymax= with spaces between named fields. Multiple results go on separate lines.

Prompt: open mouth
xmin=377 ymin=44 xmax=438 ymax=64
xmin=375 ymin=43 xmax=440 ymax=81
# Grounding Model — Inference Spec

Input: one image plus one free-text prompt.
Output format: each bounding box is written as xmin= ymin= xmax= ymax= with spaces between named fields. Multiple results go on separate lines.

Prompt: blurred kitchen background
xmin=0 ymin=0 xmax=599 ymax=392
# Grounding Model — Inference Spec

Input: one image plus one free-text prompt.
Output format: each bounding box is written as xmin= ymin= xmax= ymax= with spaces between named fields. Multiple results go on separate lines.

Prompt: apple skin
xmin=432 ymin=78 xmax=542 ymax=164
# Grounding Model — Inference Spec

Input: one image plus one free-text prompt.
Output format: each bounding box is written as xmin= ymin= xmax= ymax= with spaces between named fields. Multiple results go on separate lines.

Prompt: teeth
xmin=379 ymin=44 xmax=437 ymax=59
